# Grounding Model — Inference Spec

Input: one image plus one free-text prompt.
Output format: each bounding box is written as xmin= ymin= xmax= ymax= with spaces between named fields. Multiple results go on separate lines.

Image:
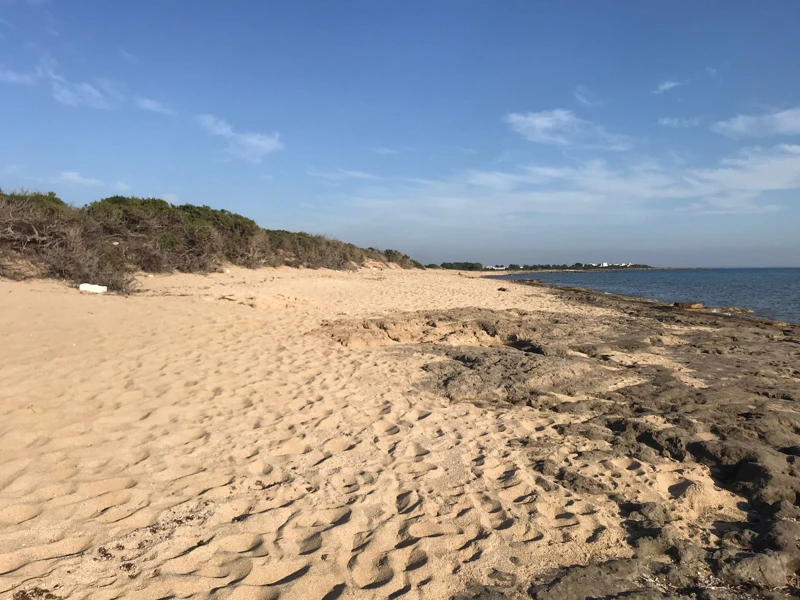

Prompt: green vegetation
xmin=436 ymin=261 xmax=652 ymax=272
xmin=440 ymin=262 xmax=483 ymax=271
xmin=0 ymin=189 xmax=422 ymax=292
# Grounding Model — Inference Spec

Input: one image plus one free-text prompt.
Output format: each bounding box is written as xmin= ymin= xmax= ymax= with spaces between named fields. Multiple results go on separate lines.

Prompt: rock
xmin=497 ymin=287 xmax=509 ymax=292
xmin=673 ymin=302 xmax=703 ymax=309
xmin=718 ymin=551 xmax=792 ymax=589
xmin=79 ymin=283 xmax=108 ymax=294
xmin=720 ymin=306 xmax=754 ymax=314
xmin=529 ymin=559 xmax=652 ymax=599
xmin=637 ymin=427 xmax=692 ymax=461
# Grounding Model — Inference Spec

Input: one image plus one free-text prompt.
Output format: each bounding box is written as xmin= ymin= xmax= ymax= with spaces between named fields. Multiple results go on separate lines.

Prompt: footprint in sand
xmin=396 ymin=490 xmax=422 ymax=515
xmin=351 ymin=552 xmax=394 ymax=589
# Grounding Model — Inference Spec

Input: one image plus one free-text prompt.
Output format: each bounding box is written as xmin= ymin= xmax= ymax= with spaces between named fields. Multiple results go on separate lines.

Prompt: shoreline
xmin=489 ymin=272 xmax=796 ymax=326
xmin=483 ymin=267 xmax=689 ymax=275
xmin=512 ymin=279 xmax=786 ymax=324
xmin=2 ymin=268 xmax=799 ymax=599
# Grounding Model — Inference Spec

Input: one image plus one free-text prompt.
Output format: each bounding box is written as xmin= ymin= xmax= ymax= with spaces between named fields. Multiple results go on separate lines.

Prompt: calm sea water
xmin=496 ymin=268 xmax=800 ymax=324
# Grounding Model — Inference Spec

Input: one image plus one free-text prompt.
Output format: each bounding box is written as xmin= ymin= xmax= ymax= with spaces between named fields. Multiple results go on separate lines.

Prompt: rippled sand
xmin=1 ymin=267 xmax=798 ymax=599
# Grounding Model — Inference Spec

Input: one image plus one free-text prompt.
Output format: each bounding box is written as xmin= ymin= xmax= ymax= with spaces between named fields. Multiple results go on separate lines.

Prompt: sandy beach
xmin=2 ymin=268 xmax=799 ymax=599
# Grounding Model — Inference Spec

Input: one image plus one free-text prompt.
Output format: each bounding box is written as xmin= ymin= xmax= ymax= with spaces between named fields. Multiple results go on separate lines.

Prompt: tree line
xmin=428 ymin=262 xmax=651 ymax=271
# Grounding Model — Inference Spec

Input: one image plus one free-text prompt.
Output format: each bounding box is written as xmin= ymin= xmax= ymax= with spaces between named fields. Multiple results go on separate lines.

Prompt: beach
xmin=2 ymin=267 xmax=799 ymax=599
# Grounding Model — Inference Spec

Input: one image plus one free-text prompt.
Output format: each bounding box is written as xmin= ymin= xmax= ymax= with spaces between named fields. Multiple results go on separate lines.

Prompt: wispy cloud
xmin=0 ymin=68 xmax=38 ymax=84
xmin=372 ymin=147 xmax=401 ymax=155
xmin=653 ymin=80 xmax=685 ymax=94
xmin=197 ymin=114 xmax=283 ymax=163
xmin=711 ymin=107 xmax=800 ymax=138
xmin=134 ymin=97 xmax=174 ymax=115
xmin=658 ymin=117 xmax=700 ymax=128
xmin=505 ymin=109 xmax=631 ymax=150
xmin=706 ymin=66 xmax=718 ymax=77
xmin=114 ymin=181 xmax=131 ymax=192
xmin=573 ymin=85 xmax=603 ymax=107
xmin=462 ymin=170 xmax=524 ymax=191
xmin=308 ymin=168 xmax=379 ymax=181
xmin=60 ymin=171 xmax=103 ymax=186
xmin=327 ymin=144 xmax=800 ymax=224
xmin=119 ymin=48 xmax=139 ymax=64
xmin=51 ymin=81 xmax=110 ymax=108
xmin=33 ymin=57 xmax=123 ymax=109
xmin=372 ymin=144 xmax=417 ymax=155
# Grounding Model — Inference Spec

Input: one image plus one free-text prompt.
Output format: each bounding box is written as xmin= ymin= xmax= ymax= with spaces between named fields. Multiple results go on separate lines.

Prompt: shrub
xmin=440 ymin=262 xmax=483 ymax=271
xmin=0 ymin=189 xmax=134 ymax=291
xmin=0 ymin=189 xmax=422 ymax=292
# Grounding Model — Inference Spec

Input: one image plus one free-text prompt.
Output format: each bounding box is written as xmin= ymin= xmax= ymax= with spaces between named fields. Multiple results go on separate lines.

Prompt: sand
xmin=1 ymin=267 xmax=798 ymax=599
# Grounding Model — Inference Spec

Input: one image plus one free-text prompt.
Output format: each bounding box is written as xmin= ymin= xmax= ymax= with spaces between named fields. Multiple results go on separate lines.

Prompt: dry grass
xmin=0 ymin=190 xmax=422 ymax=292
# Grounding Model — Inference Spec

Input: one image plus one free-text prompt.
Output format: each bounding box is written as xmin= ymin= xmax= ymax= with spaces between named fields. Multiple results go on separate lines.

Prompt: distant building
xmin=485 ymin=265 xmax=506 ymax=270
xmin=601 ymin=262 xmax=609 ymax=267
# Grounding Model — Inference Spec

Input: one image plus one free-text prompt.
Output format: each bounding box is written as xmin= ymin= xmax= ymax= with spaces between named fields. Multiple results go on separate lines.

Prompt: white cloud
xmin=52 ymin=81 xmax=110 ymax=108
xmin=308 ymin=168 xmax=379 ymax=181
xmin=372 ymin=145 xmax=417 ymax=155
xmin=162 ymin=193 xmax=179 ymax=203
xmin=340 ymin=169 xmax=378 ymax=180
xmin=653 ymin=80 xmax=685 ymax=94
xmin=197 ymin=114 xmax=283 ymax=163
xmin=462 ymin=170 xmax=523 ymax=191
xmin=114 ymin=182 xmax=131 ymax=192
xmin=706 ymin=67 xmax=718 ymax=77
xmin=30 ymin=57 xmax=123 ymax=109
xmin=658 ymin=117 xmax=700 ymax=128
xmin=0 ymin=68 xmax=37 ymax=84
xmin=119 ymin=48 xmax=139 ymax=64
xmin=328 ymin=145 xmax=800 ymax=222
xmin=96 ymin=79 xmax=126 ymax=103
xmin=573 ymin=85 xmax=602 ymax=107
xmin=505 ymin=109 xmax=631 ymax=150
xmin=711 ymin=108 xmax=800 ymax=138
xmin=506 ymin=110 xmax=577 ymax=145
xmin=135 ymin=97 xmax=174 ymax=115
xmin=60 ymin=171 xmax=103 ymax=186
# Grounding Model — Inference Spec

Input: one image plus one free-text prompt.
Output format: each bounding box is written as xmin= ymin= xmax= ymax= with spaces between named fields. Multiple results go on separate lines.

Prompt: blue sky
xmin=2 ymin=0 xmax=799 ymax=267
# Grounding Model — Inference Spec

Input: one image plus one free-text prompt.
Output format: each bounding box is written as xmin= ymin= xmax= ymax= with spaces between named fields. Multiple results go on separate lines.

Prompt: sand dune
xmin=1 ymin=267 xmax=797 ymax=599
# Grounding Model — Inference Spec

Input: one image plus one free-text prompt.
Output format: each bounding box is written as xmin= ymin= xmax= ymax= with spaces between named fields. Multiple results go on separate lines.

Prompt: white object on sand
xmin=79 ymin=283 xmax=108 ymax=294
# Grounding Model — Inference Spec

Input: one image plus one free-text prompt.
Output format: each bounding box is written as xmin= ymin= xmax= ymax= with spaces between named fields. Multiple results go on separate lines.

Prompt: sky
xmin=1 ymin=1 xmax=800 ymax=267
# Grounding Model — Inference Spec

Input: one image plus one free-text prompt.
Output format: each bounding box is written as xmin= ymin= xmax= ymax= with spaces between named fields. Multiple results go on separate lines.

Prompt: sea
xmin=495 ymin=268 xmax=800 ymax=324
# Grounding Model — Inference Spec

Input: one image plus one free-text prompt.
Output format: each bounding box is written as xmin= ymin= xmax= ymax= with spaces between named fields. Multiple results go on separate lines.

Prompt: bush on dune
xmin=0 ymin=189 xmax=423 ymax=292
xmin=0 ymin=189 xmax=134 ymax=291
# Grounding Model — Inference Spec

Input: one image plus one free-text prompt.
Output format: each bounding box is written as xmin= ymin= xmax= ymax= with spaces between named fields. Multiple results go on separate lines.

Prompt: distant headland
xmin=427 ymin=262 xmax=653 ymax=272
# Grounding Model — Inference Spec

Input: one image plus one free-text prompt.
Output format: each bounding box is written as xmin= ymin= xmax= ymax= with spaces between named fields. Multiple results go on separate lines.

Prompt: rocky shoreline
xmin=328 ymin=278 xmax=800 ymax=598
